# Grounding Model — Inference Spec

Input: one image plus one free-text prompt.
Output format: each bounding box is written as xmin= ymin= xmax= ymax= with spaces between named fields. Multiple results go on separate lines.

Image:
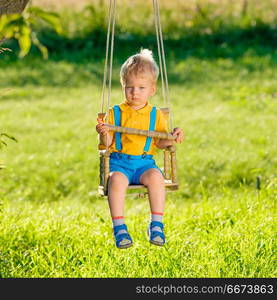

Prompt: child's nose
xmin=133 ymin=88 xmax=139 ymax=94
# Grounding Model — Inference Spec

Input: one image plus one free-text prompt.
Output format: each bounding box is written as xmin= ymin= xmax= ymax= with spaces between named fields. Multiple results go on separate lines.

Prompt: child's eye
xmin=139 ymin=87 xmax=145 ymax=89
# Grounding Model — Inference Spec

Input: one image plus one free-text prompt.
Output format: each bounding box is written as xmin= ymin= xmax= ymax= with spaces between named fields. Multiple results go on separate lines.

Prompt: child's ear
xmin=151 ymin=85 xmax=157 ymax=96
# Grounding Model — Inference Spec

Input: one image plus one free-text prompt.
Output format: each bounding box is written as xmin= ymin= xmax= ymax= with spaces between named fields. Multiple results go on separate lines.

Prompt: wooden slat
xmin=105 ymin=124 xmax=176 ymax=140
xmin=98 ymin=112 xmax=106 ymax=120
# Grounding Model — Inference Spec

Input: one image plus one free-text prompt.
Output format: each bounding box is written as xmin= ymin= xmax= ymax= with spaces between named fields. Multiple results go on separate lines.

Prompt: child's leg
xmin=108 ymin=171 xmax=133 ymax=248
xmin=140 ymin=169 xmax=166 ymax=246
xmin=108 ymin=171 xmax=129 ymax=218
xmin=139 ymin=169 xmax=165 ymax=213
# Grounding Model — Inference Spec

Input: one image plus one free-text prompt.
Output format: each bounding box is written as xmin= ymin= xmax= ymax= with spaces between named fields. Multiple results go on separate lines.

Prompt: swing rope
xmin=101 ymin=0 xmax=116 ymax=114
xmin=153 ymin=0 xmax=166 ymax=108
xmin=153 ymin=0 xmax=173 ymax=131
xmin=101 ymin=0 xmax=173 ymax=131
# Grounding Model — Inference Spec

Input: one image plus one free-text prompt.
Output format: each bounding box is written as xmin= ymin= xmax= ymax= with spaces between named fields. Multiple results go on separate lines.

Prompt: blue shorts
xmin=109 ymin=152 xmax=163 ymax=185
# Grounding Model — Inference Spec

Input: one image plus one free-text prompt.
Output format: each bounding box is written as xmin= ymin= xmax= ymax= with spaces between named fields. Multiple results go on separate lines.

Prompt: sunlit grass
xmin=0 ymin=45 xmax=276 ymax=277
xmin=0 ymin=189 xmax=275 ymax=277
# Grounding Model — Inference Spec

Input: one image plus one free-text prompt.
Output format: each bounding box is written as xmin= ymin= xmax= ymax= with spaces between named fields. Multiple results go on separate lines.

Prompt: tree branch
xmin=0 ymin=0 xmax=30 ymax=15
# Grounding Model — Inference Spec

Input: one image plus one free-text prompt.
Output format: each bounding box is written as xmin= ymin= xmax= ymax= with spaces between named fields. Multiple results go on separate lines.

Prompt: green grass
xmin=0 ymin=42 xmax=277 ymax=277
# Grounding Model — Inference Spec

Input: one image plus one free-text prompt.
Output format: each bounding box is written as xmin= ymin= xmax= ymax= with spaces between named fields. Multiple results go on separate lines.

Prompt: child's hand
xmin=172 ymin=127 xmax=184 ymax=144
xmin=96 ymin=118 xmax=109 ymax=136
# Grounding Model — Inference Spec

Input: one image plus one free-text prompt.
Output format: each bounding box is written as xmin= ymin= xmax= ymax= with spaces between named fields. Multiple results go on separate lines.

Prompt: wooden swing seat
xmin=98 ymin=108 xmax=178 ymax=197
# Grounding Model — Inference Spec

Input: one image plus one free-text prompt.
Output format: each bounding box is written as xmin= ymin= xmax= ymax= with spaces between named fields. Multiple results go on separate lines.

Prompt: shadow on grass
xmin=39 ymin=23 xmax=277 ymax=61
xmin=0 ymin=24 xmax=276 ymax=89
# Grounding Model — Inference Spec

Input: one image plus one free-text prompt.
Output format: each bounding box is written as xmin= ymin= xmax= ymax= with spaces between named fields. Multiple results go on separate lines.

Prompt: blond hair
xmin=120 ymin=49 xmax=159 ymax=85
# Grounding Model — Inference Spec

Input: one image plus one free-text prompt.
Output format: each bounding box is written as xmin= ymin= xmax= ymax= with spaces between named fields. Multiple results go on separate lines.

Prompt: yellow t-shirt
xmin=106 ymin=102 xmax=168 ymax=155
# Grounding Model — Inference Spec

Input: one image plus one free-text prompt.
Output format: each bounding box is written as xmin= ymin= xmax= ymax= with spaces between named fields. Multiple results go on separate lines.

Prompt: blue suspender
xmin=113 ymin=105 xmax=157 ymax=154
xmin=113 ymin=105 xmax=122 ymax=151
xmin=143 ymin=107 xmax=157 ymax=153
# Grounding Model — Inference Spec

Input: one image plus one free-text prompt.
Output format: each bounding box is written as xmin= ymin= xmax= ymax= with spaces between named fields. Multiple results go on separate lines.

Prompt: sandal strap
xmin=150 ymin=221 xmax=164 ymax=230
xmin=115 ymin=233 xmax=131 ymax=242
xmin=113 ymin=224 xmax=132 ymax=247
xmin=150 ymin=230 xmax=165 ymax=240
xmin=115 ymin=233 xmax=132 ymax=248
xmin=113 ymin=224 xmax=128 ymax=235
xmin=149 ymin=221 xmax=165 ymax=241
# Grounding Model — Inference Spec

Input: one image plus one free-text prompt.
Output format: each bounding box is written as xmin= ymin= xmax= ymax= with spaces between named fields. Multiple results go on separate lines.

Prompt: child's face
xmin=123 ymin=73 xmax=156 ymax=109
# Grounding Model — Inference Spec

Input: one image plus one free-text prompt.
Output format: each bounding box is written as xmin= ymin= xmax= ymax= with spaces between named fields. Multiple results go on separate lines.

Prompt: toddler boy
xmin=96 ymin=49 xmax=184 ymax=248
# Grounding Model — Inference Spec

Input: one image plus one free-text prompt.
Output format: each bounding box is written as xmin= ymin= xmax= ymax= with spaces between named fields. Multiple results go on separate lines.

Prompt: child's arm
xmin=96 ymin=118 xmax=113 ymax=147
xmin=155 ymin=127 xmax=184 ymax=149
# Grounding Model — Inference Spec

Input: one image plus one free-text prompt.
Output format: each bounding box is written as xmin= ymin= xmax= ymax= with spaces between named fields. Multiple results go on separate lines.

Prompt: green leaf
xmin=0 ymin=14 xmax=24 ymax=39
xmin=18 ymin=25 xmax=31 ymax=58
xmin=28 ymin=6 xmax=63 ymax=34
xmin=31 ymin=32 xmax=48 ymax=59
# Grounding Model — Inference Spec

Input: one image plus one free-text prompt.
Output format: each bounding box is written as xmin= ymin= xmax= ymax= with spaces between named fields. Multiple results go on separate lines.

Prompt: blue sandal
xmin=113 ymin=224 xmax=133 ymax=249
xmin=148 ymin=221 xmax=165 ymax=246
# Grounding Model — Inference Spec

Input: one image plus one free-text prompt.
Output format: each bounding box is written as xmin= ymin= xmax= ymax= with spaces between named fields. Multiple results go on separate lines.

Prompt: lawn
xmin=0 ymin=0 xmax=276 ymax=276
